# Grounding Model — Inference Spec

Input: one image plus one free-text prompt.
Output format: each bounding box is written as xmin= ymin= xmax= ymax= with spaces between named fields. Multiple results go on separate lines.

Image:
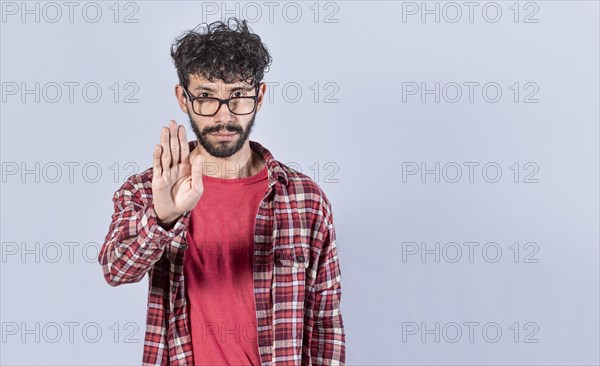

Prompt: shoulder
xmin=112 ymin=166 xmax=154 ymax=203
xmin=275 ymin=160 xmax=335 ymax=222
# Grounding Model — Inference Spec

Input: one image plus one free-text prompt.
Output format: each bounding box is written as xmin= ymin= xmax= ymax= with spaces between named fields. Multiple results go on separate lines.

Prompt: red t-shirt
xmin=184 ymin=164 xmax=268 ymax=366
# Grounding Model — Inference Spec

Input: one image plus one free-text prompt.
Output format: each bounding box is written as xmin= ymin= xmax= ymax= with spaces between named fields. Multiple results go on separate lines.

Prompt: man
xmin=98 ymin=17 xmax=346 ymax=365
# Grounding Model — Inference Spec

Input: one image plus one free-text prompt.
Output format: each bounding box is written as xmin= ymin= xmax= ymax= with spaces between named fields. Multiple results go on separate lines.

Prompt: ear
xmin=175 ymin=84 xmax=190 ymax=114
xmin=255 ymin=82 xmax=267 ymax=113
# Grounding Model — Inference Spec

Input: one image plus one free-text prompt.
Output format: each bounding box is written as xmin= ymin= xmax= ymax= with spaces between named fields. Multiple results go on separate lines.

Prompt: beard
xmin=188 ymin=111 xmax=256 ymax=158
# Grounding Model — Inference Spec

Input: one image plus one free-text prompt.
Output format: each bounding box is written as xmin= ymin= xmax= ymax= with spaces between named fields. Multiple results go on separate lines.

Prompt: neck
xmin=190 ymin=141 xmax=264 ymax=179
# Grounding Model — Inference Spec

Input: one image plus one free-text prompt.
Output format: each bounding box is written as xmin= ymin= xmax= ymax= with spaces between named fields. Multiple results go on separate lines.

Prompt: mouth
xmin=210 ymin=132 xmax=237 ymax=141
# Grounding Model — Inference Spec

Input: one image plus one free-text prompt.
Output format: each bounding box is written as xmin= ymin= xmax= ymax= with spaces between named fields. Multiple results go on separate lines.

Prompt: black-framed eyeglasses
xmin=182 ymin=84 xmax=260 ymax=117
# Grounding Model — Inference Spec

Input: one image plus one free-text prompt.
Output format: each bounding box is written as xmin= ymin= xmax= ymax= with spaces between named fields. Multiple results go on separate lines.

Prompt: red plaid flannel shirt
xmin=98 ymin=140 xmax=346 ymax=365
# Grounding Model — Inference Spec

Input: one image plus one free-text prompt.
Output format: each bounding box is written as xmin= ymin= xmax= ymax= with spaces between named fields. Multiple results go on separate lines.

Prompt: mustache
xmin=203 ymin=124 xmax=242 ymax=134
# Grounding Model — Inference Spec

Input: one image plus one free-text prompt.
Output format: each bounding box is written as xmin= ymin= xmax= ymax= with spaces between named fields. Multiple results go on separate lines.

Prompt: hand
xmin=152 ymin=120 xmax=204 ymax=228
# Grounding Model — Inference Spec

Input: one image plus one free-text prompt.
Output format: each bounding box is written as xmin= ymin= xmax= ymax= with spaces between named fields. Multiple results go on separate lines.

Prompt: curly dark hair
xmin=170 ymin=17 xmax=273 ymax=89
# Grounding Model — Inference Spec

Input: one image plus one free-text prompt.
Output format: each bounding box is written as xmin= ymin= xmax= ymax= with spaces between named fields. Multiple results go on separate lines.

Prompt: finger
xmin=169 ymin=120 xmax=180 ymax=164
xmin=152 ymin=144 xmax=162 ymax=177
xmin=191 ymin=154 xmax=204 ymax=194
xmin=160 ymin=126 xmax=171 ymax=171
xmin=179 ymin=125 xmax=190 ymax=166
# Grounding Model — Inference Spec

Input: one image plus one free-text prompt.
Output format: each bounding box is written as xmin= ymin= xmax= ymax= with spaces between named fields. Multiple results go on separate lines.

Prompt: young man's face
xmin=176 ymin=73 xmax=265 ymax=158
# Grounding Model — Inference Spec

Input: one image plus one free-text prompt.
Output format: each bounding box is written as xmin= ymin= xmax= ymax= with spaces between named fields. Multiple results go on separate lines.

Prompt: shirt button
xmin=181 ymin=244 xmax=188 ymax=250
xmin=278 ymin=176 xmax=286 ymax=184
xmin=172 ymin=286 xmax=176 ymax=293
xmin=296 ymin=255 xmax=305 ymax=262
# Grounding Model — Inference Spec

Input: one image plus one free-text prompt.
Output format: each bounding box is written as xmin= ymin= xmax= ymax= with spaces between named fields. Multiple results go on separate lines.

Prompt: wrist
xmin=153 ymin=207 xmax=180 ymax=229
xmin=157 ymin=217 xmax=177 ymax=230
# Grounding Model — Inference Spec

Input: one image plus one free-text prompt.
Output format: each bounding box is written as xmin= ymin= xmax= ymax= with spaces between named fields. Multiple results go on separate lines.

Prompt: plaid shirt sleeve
xmin=98 ymin=172 xmax=189 ymax=286
xmin=310 ymin=195 xmax=346 ymax=365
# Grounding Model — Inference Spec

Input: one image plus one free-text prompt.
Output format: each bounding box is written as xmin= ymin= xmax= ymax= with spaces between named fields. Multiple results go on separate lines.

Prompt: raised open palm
xmin=152 ymin=120 xmax=204 ymax=227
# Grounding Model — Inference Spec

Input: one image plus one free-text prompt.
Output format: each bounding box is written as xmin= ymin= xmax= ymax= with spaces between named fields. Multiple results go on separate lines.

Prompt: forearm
xmin=310 ymin=219 xmax=346 ymax=364
xmin=98 ymin=183 xmax=189 ymax=286
xmin=311 ymin=281 xmax=346 ymax=365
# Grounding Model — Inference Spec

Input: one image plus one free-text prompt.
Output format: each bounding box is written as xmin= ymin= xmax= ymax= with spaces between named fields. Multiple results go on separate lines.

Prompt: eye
xmin=199 ymin=92 xmax=210 ymax=98
xmin=232 ymin=91 xmax=246 ymax=98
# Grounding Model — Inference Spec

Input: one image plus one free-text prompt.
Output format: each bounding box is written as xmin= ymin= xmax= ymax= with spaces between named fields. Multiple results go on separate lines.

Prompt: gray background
xmin=1 ymin=1 xmax=599 ymax=365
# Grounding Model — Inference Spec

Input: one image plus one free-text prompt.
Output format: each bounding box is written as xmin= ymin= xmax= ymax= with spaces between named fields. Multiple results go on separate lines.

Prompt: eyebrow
xmin=193 ymin=84 xmax=253 ymax=92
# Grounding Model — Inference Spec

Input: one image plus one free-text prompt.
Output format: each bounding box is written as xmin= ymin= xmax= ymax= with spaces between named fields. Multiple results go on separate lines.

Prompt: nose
xmin=212 ymin=99 xmax=235 ymax=124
